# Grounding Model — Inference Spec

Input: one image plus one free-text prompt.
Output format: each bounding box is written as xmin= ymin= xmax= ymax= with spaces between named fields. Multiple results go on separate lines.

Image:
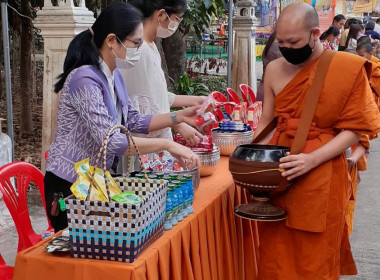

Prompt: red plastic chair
xmin=0 ymin=162 xmax=53 ymax=252
xmin=239 ymin=84 xmax=256 ymax=105
xmin=0 ymin=254 xmax=14 ymax=280
xmin=226 ymin=87 xmax=241 ymax=105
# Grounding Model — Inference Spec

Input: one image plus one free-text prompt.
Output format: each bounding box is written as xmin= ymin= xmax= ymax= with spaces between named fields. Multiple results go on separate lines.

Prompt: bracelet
xmin=170 ymin=111 xmax=178 ymax=125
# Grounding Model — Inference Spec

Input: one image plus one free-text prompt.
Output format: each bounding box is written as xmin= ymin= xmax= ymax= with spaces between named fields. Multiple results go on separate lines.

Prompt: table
xmin=13 ymin=157 xmax=259 ymax=280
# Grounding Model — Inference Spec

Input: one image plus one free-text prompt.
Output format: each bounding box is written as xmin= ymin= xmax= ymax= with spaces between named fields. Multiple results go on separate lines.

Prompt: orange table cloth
xmin=13 ymin=157 xmax=259 ymax=280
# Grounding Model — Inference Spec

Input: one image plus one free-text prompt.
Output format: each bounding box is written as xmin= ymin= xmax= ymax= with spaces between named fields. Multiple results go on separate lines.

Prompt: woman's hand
xmin=278 ymin=152 xmax=318 ymax=181
xmin=176 ymin=105 xmax=202 ymax=127
xmin=194 ymin=96 xmax=207 ymax=106
xmin=175 ymin=123 xmax=203 ymax=147
xmin=166 ymin=141 xmax=200 ymax=170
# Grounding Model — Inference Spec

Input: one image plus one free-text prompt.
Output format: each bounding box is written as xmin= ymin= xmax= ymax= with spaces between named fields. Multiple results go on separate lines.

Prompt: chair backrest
xmin=0 ymin=254 xmax=14 ymax=280
xmin=0 ymin=162 xmax=53 ymax=252
xmin=225 ymin=87 xmax=241 ymax=105
xmin=239 ymin=84 xmax=256 ymax=105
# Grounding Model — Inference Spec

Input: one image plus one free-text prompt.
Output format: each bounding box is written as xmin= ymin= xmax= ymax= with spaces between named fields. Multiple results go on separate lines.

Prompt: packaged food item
xmin=75 ymin=158 xmax=91 ymax=177
xmin=196 ymin=112 xmax=217 ymax=133
xmin=70 ymin=175 xmax=107 ymax=201
xmin=247 ymin=101 xmax=262 ymax=130
xmin=111 ymin=191 xmax=142 ymax=205
xmin=88 ymin=166 xmax=122 ymax=200
xmin=74 ymin=158 xmax=122 ymax=201
xmin=197 ymin=95 xmax=216 ymax=115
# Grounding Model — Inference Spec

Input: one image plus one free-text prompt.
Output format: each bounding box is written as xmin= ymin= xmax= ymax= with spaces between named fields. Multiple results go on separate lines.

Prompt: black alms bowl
xmin=229 ymin=144 xmax=290 ymax=192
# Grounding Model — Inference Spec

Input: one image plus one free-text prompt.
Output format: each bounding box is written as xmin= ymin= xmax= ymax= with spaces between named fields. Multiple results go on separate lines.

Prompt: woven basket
xmin=65 ymin=125 xmax=167 ymax=263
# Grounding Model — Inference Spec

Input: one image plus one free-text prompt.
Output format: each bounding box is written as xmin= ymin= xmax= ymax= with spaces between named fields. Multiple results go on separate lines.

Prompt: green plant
xmin=196 ymin=76 xmax=227 ymax=93
xmin=182 ymin=0 xmax=226 ymax=40
xmin=173 ymin=72 xmax=210 ymax=96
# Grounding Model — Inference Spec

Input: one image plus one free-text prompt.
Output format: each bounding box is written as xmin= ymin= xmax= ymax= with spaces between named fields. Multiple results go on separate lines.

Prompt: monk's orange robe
xmin=370 ymin=56 xmax=380 ymax=111
xmin=340 ymin=135 xmax=371 ymax=276
xmin=345 ymin=135 xmax=370 ymax=236
xmin=257 ymin=52 xmax=380 ymax=280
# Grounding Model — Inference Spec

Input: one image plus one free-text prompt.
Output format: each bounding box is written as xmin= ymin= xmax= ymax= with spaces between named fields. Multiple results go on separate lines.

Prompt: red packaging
xmin=247 ymin=101 xmax=262 ymax=130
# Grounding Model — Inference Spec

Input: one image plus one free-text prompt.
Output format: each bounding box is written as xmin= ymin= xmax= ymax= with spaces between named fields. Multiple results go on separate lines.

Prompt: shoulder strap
xmin=290 ymin=50 xmax=335 ymax=154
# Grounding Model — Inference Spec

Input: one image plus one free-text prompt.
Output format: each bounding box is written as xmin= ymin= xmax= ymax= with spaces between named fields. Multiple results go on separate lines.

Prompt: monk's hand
xmin=347 ymin=157 xmax=356 ymax=170
xmin=279 ymin=152 xmax=317 ymax=181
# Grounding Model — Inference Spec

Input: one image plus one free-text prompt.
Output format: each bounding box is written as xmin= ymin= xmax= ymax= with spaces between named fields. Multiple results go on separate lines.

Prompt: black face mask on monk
xmin=279 ymin=32 xmax=314 ymax=65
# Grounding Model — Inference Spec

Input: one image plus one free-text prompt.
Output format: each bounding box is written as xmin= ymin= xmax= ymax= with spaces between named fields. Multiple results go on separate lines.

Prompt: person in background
xmin=374 ymin=18 xmax=380 ymax=34
xmin=345 ymin=24 xmax=363 ymax=53
xmin=320 ymin=26 xmax=340 ymax=50
xmin=365 ymin=21 xmax=380 ymax=40
xmin=121 ymin=0 xmax=205 ymax=154
xmin=356 ymin=42 xmax=380 ymax=109
xmin=256 ymin=31 xmax=282 ymax=103
xmin=331 ymin=14 xmax=346 ymax=30
xmin=328 ymin=14 xmax=346 ymax=51
xmin=339 ymin=18 xmax=358 ymax=51
xmin=376 ymin=45 xmax=380 ymax=58
xmin=45 ymin=2 xmax=201 ymax=232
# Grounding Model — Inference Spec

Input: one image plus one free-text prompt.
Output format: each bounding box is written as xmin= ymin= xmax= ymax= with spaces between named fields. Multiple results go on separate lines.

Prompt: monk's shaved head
xmin=278 ymin=3 xmax=319 ymax=31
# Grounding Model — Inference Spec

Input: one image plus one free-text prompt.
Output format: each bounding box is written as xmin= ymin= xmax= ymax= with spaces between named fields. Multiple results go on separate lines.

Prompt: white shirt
xmin=375 ymin=23 xmax=380 ymax=34
xmin=346 ymin=38 xmax=357 ymax=52
xmin=120 ymin=41 xmax=176 ymax=140
xmin=99 ymin=59 xmax=122 ymax=125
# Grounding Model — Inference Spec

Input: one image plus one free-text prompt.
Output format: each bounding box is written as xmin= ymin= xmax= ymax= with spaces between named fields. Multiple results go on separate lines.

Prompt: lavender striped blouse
xmin=46 ymin=65 xmax=152 ymax=183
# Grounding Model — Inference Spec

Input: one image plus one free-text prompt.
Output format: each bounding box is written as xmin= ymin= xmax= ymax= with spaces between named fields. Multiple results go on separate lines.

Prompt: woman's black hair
xmin=263 ymin=31 xmax=276 ymax=57
xmin=320 ymin=27 xmax=340 ymax=40
xmin=54 ymin=2 xmax=143 ymax=93
xmin=333 ymin=14 xmax=345 ymax=24
xmin=345 ymin=24 xmax=362 ymax=49
xmin=129 ymin=0 xmax=187 ymax=19
xmin=344 ymin=18 xmax=357 ymax=29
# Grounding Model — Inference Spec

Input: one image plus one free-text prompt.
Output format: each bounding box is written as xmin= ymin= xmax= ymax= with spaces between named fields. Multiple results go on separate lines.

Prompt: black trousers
xmin=44 ymin=172 xmax=72 ymax=232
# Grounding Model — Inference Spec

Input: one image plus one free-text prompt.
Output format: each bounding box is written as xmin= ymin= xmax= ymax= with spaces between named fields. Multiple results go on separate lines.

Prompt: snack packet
xmin=70 ymin=175 xmax=107 ymax=201
xmin=112 ymin=191 xmax=142 ymax=205
xmin=88 ymin=166 xmax=122 ymax=200
xmin=75 ymin=158 xmax=122 ymax=200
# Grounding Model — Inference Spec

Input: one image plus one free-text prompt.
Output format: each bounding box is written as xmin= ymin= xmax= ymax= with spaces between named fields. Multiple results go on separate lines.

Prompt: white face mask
xmin=156 ymin=12 xmax=180 ymax=38
xmin=112 ymin=39 xmax=141 ymax=69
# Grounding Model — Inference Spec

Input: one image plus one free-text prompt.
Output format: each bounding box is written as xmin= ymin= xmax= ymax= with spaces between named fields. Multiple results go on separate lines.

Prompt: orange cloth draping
xmin=13 ymin=157 xmax=259 ymax=280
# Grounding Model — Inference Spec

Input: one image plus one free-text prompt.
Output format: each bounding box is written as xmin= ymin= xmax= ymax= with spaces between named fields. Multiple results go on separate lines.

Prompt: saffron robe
xmin=346 ymin=136 xmax=370 ymax=236
xmin=370 ymin=56 xmax=380 ymax=110
xmin=257 ymin=52 xmax=380 ymax=280
xmin=340 ymin=136 xmax=370 ymax=276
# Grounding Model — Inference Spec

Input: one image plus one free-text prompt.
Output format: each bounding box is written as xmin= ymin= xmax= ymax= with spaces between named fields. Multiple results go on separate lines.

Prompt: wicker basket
xmin=65 ymin=125 xmax=167 ymax=263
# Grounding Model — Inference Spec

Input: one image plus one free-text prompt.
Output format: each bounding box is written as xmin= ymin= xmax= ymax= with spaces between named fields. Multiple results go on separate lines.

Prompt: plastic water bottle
xmin=178 ymin=177 xmax=188 ymax=218
xmin=171 ymin=180 xmax=184 ymax=222
xmin=168 ymin=183 xmax=179 ymax=226
xmin=184 ymin=175 xmax=194 ymax=214
xmin=164 ymin=186 xmax=174 ymax=230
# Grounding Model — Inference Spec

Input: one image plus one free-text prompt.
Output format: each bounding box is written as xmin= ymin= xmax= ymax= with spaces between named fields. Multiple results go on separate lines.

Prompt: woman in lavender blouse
xmin=45 ymin=2 xmax=200 ymax=232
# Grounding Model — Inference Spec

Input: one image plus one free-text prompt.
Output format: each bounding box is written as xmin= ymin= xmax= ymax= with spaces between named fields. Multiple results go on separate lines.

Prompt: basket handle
xmin=86 ymin=125 xmax=149 ymax=202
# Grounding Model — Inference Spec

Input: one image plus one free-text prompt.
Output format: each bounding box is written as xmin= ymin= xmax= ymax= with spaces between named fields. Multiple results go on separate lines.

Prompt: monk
xmin=254 ymin=3 xmax=380 ymax=279
xmin=356 ymin=42 xmax=380 ymax=109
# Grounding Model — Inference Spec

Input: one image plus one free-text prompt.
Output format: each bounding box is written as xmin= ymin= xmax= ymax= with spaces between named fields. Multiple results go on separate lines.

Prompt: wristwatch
xmin=170 ymin=111 xmax=178 ymax=125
